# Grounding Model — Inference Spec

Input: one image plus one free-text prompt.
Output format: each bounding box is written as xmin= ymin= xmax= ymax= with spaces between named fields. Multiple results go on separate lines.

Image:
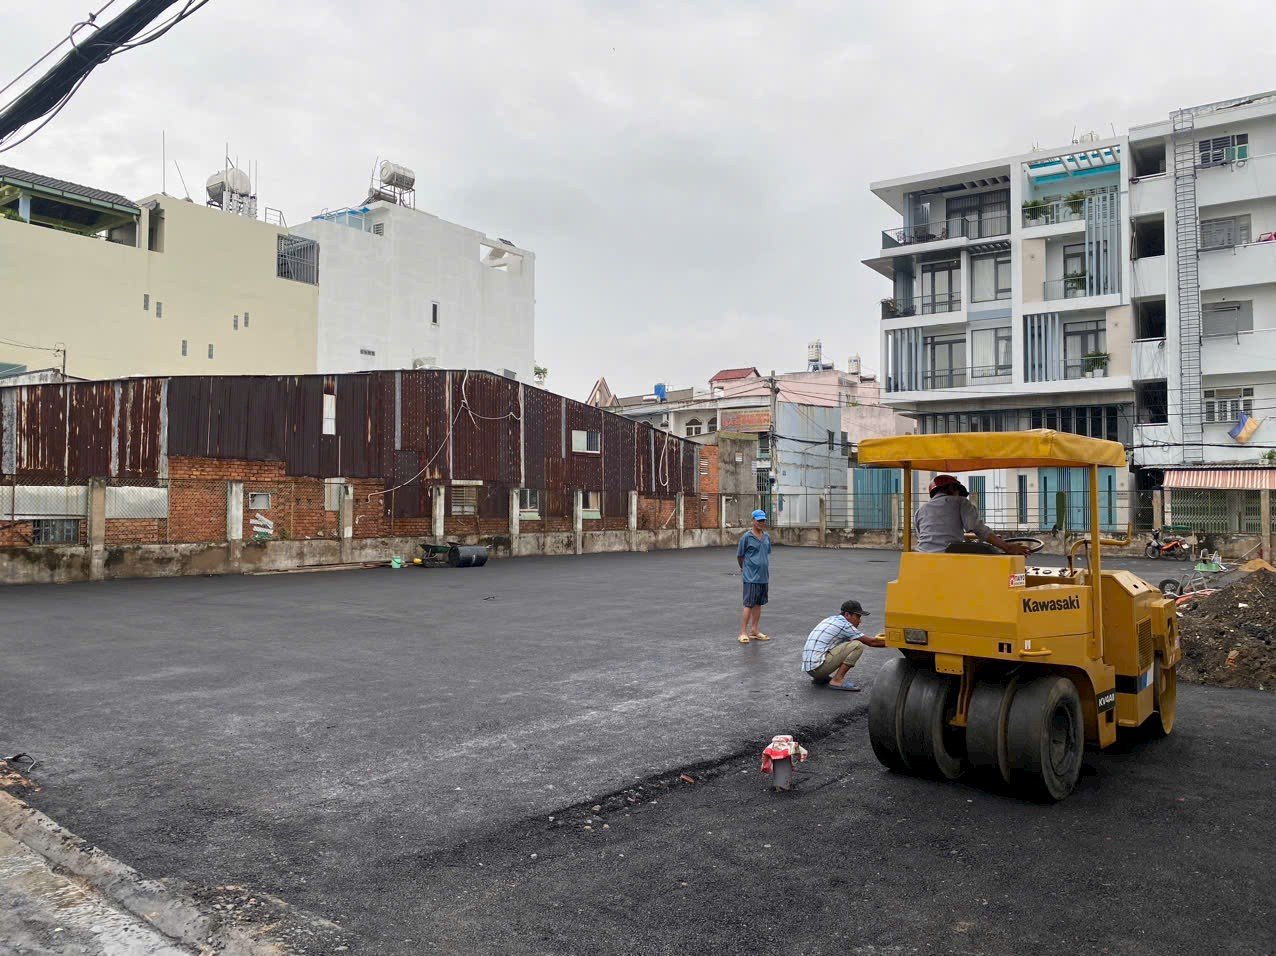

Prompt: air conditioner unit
xmin=411 ymin=355 xmax=438 ymax=370
xmin=660 ymin=415 xmax=671 ymax=428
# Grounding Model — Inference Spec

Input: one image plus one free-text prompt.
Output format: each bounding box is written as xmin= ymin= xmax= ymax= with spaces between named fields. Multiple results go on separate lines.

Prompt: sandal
xmin=737 ymin=634 xmax=751 ymax=644
xmin=750 ymin=632 xmax=770 ymax=641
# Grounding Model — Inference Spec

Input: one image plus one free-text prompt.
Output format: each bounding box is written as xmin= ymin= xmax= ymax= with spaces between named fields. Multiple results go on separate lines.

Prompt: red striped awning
xmin=1163 ymin=468 xmax=1276 ymax=490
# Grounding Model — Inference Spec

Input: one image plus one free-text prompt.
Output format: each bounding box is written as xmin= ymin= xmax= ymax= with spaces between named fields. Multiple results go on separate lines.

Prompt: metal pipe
xmin=1089 ymin=464 xmax=1103 ymax=660
xmin=902 ymin=465 xmax=912 ymax=553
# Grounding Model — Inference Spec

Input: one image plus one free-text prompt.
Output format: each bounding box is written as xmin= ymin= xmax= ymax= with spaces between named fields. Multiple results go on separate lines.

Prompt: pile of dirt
xmin=1177 ymin=569 xmax=1276 ymax=691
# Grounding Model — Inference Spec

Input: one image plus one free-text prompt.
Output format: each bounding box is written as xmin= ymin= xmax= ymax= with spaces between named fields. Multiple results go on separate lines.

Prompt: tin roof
xmin=0 ymin=165 xmax=139 ymax=214
xmin=709 ymin=367 xmax=760 ymax=383
xmin=1163 ymin=468 xmax=1276 ymax=491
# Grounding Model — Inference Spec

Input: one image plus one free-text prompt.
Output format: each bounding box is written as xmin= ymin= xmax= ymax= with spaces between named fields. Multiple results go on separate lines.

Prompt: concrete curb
xmin=0 ymin=790 xmax=285 ymax=956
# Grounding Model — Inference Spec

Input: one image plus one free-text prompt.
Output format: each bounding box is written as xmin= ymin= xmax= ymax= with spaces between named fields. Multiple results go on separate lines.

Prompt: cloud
xmin=5 ymin=0 xmax=1276 ymax=400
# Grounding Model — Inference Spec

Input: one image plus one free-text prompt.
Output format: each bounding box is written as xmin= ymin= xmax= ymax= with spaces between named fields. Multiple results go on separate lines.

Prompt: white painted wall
xmin=293 ymin=203 xmax=534 ymax=380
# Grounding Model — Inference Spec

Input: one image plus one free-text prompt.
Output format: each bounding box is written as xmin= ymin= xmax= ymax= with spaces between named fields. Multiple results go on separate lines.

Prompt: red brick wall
xmin=691 ymin=445 xmax=720 ymax=529
xmin=637 ymin=496 xmax=677 ymax=531
xmin=105 ymin=518 xmax=166 ymax=545
xmin=0 ymin=519 xmax=86 ymax=548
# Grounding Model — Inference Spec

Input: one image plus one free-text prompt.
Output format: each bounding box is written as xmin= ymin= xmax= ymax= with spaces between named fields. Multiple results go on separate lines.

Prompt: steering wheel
xmin=1002 ymin=535 xmax=1046 ymax=555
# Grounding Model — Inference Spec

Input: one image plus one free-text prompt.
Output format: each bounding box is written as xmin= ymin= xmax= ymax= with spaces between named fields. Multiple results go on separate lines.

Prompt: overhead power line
xmin=0 ymin=0 xmax=211 ymax=151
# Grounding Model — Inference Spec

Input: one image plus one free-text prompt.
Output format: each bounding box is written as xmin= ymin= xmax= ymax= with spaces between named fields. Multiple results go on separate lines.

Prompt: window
xmin=685 ymin=418 xmax=703 ymax=437
xmin=1136 ymin=299 xmax=1167 ymax=339
xmin=1017 ymin=475 xmax=1028 ymax=523
xmin=924 ymin=333 xmax=966 ymax=388
xmin=372 ymin=222 xmax=385 ymax=236
xmin=248 ymin=492 xmax=272 ymax=510
xmin=1204 ymin=387 xmax=1254 ymax=424
xmin=1203 ymin=301 xmax=1254 ymax=337
xmin=322 ymin=392 xmax=337 ymax=435
xmin=243 ymin=312 xmax=249 ymax=328
xmin=1199 ymin=133 xmax=1248 ymax=168
xmin=1132 ymin=216 xmax=1165 ymax=259
xmin=971 ymin=326 xmax=1012 ymax=378
xmin=707 ymin=416 xmax=717 ymax=433
xmin=967 ymin=475 xmax=986 ymax=508
xmin=233 ymin=315 xmax=239 ymax=330
xmin=519 ymin=489 xmax=541 ymax=518
xmin=757 ymin=433 xmax=770 ymax=458
xmin=277 ymin=234 xmax=319 ymax=284
xmin=581 ymin=490 xmax=601 ymax=519
xmin=1064 ymin=320 xmax=1107 ymax=378
xmin=180 ymin=339 xmax=187 ymax=357
xmin=431 ymin=302 xmax=439 ymax=326
xmin=1136 ymin=381 xmax=1169 ymax=425
xmin=31 ymin=519 xmax=78 ymax=544
xmin=451 ymin=486 xmax=478 ymax=515
xmin=919 ymin=260 xmax=961 ymax=312
xmin=1063 ymin=243 xmax=1086 ymax=295
xmin=971 ymin=252 xmax=1012 ymax=302
xmin=143 ymin=293 xmax=150 ymax=311
xmin=156 ymin=301 xmax=163 ymax=318
xmin=1200 ymin=215 xmax=1251 ymax=250
xmin=571 ymin=429 xmax=601 ymax=453
xmin=207 ymin=344 xmax=214 ymax=359
xmin=360 ymin=348 xmax=377 ymax=356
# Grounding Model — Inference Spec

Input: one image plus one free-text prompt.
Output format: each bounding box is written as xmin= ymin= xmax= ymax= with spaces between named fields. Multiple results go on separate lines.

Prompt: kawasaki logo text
xmin=1021 ymin=596 xmax=1081 ymax=613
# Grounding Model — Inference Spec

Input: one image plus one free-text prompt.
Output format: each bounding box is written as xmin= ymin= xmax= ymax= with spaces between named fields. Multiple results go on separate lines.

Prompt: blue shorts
xmin=743 ymin=582 xmax=769 ymax=607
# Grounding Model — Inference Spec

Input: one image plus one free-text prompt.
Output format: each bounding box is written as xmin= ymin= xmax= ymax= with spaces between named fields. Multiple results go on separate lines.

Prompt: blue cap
xmin=752 ymin=509 xmax=767 ymax=521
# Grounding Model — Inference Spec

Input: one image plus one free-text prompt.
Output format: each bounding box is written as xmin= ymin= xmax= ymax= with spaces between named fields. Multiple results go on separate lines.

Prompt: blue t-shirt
xmin=737 ymin=531 xmax=772 ymax=584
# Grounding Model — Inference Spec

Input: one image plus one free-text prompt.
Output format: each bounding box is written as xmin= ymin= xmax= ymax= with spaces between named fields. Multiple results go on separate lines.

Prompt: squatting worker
xmin=914 ymin=475 xmax=1030 ymax=556
xmin=736 ymin=509 xmax=772 ymax=644
xmin=801 ymin=600 xmax=884 ymax=691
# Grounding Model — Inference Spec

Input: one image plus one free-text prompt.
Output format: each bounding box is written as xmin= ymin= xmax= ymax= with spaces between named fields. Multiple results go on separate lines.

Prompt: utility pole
xmin=768 ymin=369 xmax=778 ymax=517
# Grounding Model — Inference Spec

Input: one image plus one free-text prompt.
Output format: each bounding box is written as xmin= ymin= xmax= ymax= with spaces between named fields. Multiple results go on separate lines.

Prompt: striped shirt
xmin=801 ymin=615 xmax=865 ymax=672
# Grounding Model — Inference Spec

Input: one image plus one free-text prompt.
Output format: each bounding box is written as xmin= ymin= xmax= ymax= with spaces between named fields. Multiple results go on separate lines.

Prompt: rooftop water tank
xmin=206 ymin=167 xmax=251 ymax=203
xmin=379 ymin=161 xmax=415 ymax=190
xmin=654 ymin=383 xmax=667 ymax=401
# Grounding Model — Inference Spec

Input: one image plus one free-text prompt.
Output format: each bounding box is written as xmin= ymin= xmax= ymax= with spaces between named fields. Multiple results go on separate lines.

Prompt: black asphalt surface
xmin=2 ymin=547 xmax=1273 ymax=954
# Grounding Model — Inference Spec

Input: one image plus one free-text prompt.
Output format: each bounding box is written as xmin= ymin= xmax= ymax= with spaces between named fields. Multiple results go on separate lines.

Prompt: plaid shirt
xmin=801 ymin=614 xmax=864 ymax=672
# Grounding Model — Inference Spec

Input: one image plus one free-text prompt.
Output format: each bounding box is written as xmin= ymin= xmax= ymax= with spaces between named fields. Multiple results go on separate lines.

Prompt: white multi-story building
xmin=865 ymin=90 xmax=1276 ymax=537
xmin=293 ymin=173 xmax=535 ymax=381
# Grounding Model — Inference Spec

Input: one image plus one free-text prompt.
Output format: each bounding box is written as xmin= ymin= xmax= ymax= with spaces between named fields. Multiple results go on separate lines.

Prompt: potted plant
xmin=1065 ymin=270 xmax=1087 ymax=296
xmin=1022 ymin=198 xmax=1046 ymax=226
xmin=1081 ymin=352 xmax=1109 ymax=377
xmin=1065 ymin=191 xmax=1087 ymax=218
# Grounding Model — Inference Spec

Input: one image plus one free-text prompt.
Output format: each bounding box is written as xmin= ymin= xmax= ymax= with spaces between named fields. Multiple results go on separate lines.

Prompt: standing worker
xmin=915 ymin=475 xmax=1030 ymax=555
xmin=737 ymin=509 xmax=772 ymax=644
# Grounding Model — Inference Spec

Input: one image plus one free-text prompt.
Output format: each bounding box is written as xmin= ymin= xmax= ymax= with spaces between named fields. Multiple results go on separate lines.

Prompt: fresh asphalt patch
xmin=2 ymin=547 xmax=1271 ymax=954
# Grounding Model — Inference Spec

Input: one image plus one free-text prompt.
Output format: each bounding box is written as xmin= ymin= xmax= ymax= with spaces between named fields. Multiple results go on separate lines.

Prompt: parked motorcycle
xmin=1145 ymin=528 xmax=1190 ymax=561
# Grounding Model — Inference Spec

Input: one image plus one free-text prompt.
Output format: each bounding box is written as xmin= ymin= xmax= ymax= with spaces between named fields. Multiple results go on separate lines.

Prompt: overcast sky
xmin=6 ymin=1 xmax=1276 ymax=398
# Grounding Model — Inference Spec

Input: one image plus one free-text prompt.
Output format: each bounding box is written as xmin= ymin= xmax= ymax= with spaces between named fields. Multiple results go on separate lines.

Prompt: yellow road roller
xmin=858 ymin=430 xmax=1179 ymax=801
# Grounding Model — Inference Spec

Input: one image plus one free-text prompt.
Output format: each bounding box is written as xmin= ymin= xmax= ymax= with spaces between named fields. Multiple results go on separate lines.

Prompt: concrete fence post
xmin=226 ymin=480 xmax=244 ymax=573
xmin=627 ymin=490 xmax=638 ymax=552
xmin=87 ymin=477 xmax=106 ymax=581
xmin=573 ymin=489 xmax=584 ymax=555
xmin=1262 ymin=489 xmax=1272 ymax=561
xmin=675 ymin=492 xmax=685 ymax=549
xmin=432 ymin=485 xmax=446 ymax=541
xmin=339 ymin=484 xmax=354 ymax=562
xmin=819 ymin=492 xmax=828 ymax=543
xmin=509 ymin=488 xmax=521 ymax=554
xmin=890 ymin=492 xmax=901 ymax=548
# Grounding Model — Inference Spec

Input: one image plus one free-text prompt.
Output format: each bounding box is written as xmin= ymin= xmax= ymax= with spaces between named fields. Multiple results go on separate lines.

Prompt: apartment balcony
xmin=881 ymin=293 xmax=962 ymax=320
xmin=1042 ymin=275 xmax=1091 ymax=301
xmin=1199 ymin=238 xmax=1276 ymax=290
xmin=1021 ymin=197 xmax=1087 ymax=232
xmin=1131 ymin=338 xmax=1169 ymax=381
xmin=880 ymin=215 xmax=1009 ymax=252
xmin=1202 ymin=328 xmax=1276 ymax=376
xmin=1197 ymin=150 xmax=1276 ymax=207
xmin=1131 ymin=255 xmax=1167 ymax=297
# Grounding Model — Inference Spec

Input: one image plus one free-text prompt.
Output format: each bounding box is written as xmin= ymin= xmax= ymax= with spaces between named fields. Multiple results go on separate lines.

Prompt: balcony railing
xmin=970 ymin=364 xmax=1012 ymax=380
xmin=1064 ymin=359 xmax=1109 ymax=380
xmin=1043 ymin=275 xmax=1089 ymax=300
xmin=881 ymin=293 xmax=963 ymax=319
xmin=881 ymin=214 xmax=1010 ymax=248
xmin=1021 ymin=198 xmax=1087 ymax=227
xmin=922 ymin=369 xmax=968 ymax=389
